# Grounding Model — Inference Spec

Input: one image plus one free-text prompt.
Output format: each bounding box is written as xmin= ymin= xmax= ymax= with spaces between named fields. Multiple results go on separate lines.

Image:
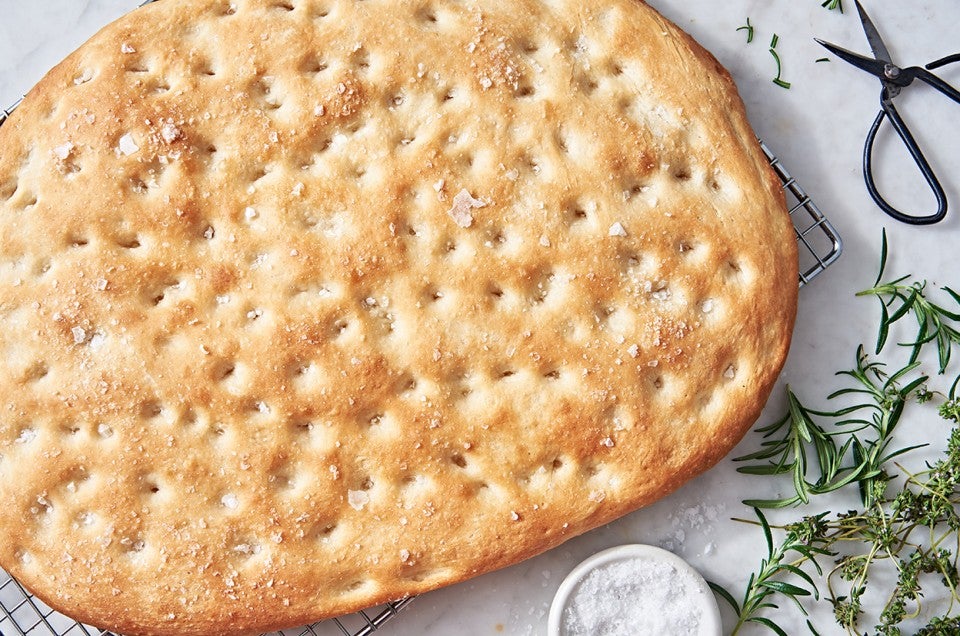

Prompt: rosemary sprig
xmin=858 ymin=231 xmax=960 ymax=374
xmin=737 ymin=17 xmax=755 ymax=44
xmin=768 ymin=33 xmax=791 ymax=89
xmin=718 ymin=232 xmax=960 ymax=634
xmin=711 ymin=509 xmax=832 ymax=636
xmin=734 ymin=347 xmax=928 ymax=509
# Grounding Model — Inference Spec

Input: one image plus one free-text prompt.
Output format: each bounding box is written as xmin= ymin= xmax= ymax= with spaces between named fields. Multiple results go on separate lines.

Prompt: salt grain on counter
xmin=562 ymin=559 xmax=706 ymax=635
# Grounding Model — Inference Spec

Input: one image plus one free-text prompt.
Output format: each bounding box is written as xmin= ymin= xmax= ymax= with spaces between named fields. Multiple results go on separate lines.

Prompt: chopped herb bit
xmin=737 ymin=17 xmax=754 ymax=44
xmin=768 ymin=47 xmax=790 ymax=89
xmin=816 ymin=57 xmax=830 ymax=63
xmin=770 ymin=33 xmax=780 ymax=49
xmin=821 ymin=0 xmax=844 ymax=12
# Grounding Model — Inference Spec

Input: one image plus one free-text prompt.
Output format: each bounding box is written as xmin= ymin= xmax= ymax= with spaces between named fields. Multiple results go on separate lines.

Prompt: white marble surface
xmin=2 ymin=1 xmax=960 ymax=634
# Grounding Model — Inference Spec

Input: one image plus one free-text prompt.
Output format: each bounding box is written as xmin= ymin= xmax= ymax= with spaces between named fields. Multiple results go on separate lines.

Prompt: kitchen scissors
xmin=816 ymin=0 xmax=960 ymax=225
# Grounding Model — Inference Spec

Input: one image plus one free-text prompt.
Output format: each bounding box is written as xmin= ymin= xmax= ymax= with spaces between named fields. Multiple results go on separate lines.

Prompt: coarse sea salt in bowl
xmin=547 ymin=544 xmax=722 ymax=636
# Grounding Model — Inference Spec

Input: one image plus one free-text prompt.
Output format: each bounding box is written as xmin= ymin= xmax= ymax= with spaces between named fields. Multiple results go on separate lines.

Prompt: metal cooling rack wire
xmin=1 ymin=567 xmax=412 ymax=636
xmin=759 ymin=140 xmax=844 ymax=286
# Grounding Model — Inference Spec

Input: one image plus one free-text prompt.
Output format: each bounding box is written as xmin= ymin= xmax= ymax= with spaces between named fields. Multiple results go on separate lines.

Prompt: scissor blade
xmin=815 ymin=39 xmax=890 ymax=80
xmin=855 ymin=0 xmax=894 ymax=64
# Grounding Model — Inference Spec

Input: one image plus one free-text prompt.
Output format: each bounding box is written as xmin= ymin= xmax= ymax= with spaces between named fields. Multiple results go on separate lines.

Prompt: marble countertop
xmin=2 ymin=1 xmax=959 ymax=634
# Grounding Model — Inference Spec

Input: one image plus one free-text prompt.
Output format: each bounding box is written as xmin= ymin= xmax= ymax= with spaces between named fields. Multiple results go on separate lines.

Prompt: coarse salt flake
xmin=627 ymin=344 xmax=639 ymax=358
xmin=71 ymin=327 xmax=87 ymax=343
xmin=117 ymin=134 xmax=139 ymax=156
xmin=348 ymin=490 xmax=370 ymax=511
xmin=539 ymin=235 xmax=551 ymax=247
xmin=601 ymin=437 xmax=615 ymax=447
xmin=608 ymin=222 xmax=628 ymax=237
xmin=701 ymin=299 xmax=715 ymax=314
xmin=89 ymin=333 xmax=106 ymax=350
xmin=448 ymin=189 xmax=487 ymax=228
xmin=160 ymin=122 xmax=182 ymax=144
xmin=52 ymin=142 xmax=74 ymax=160
xmin=221 ymin=494 xmax=239 ymax=510
xmin=121 ymin=43 xmax=136 ymax=54
xmin=244 ymin=206 xmax=258 ymax=220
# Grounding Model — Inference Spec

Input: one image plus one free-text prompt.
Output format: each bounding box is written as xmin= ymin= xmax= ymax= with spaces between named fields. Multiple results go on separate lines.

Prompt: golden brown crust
xmin=0 ymin=1 xmax=797 ymax=634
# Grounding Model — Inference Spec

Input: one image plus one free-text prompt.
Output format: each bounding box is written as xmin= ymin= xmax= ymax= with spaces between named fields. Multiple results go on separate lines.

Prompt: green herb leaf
xmin=737 ymin=17 xmax=755 ymax=44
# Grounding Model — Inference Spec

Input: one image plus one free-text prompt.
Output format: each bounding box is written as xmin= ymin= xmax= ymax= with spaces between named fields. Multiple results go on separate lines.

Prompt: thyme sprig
xmin=717 ymin=233 xmax=960 ymax=634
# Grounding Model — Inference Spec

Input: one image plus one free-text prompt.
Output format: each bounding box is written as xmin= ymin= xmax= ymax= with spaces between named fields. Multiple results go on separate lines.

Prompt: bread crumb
xmin=608 ymin=222 xmax=628 ymax=237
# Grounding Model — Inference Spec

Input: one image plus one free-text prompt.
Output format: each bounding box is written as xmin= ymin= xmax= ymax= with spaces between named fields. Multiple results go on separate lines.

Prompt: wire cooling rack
xmin=758 ymin=140 xmax=844 ymax=286
xmin=0 ymin=0 xmax=842 ymax=631
xmin=0 ymin=568 xmax=414 ymax=636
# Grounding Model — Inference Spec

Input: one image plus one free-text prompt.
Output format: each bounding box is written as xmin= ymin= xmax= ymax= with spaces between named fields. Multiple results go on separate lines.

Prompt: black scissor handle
xmin=863 ymin=89 xmax=947 ymax=225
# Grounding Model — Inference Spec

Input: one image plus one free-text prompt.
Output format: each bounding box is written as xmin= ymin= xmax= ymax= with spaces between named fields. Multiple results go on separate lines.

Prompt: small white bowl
xmin=547 ymin=544 xmax=722 ymax=636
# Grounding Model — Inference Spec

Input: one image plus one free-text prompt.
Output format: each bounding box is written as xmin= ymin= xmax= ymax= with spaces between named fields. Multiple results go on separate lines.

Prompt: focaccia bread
xmin=0 ymin=0 xmax=797 ymax=634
